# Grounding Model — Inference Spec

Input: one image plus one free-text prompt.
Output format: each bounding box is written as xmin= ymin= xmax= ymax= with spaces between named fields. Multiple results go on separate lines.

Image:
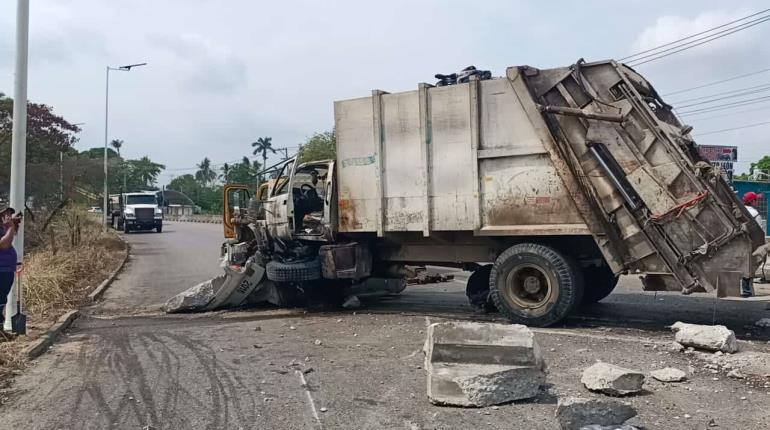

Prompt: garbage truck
xmin=180 ymin=59 xmax=767 ymax=327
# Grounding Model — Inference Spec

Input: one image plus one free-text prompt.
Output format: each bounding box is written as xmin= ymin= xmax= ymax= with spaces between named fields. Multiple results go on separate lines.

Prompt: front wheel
xmin=156 ymin=224 xmax=163 ymax=233
xmin=489 ymin=243 xmax=583 ymax=327
xmin=123 ymin=221 xmax=130 ymax=234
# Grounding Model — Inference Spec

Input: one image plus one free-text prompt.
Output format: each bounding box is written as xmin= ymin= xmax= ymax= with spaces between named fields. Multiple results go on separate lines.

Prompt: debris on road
xmin=671 ymin=322 xmax=738 ymax=353
xmin=754 ymin=318 xmax=770 ymax=328
xmin=424 ymin=321 xmax=545 ymax=407
xmin=406 ymin=267 xmax=455 ymax=285
xmin=650 ymin=367 xmax=687 ymax=383
xmin=727 ymin=370 xmax=745 ymax=379
xmin=581 ymin=362 xmax=645 ymax=396
xmin=162 ymin=274 xmax=221 ymax=313
xmin=669 ymin=342 xmax=684 ymax=352
xmin=554 ymin=397 xmax=637 ymax=430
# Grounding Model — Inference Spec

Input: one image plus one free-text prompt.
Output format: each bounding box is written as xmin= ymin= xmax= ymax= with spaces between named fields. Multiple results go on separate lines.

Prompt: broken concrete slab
xmin=754 ymin=318 xmax=770 ymax=328
xmin=424 ymin=321 xmax=545 ymax=407
xmin=671 ymin=322 xmax=738 ymax=353
xmin=650 ymin=367 xmax=686 ymax=383
xmin=581 ymin=362 xmax=645 ymax=396
xmin=555 ymin=397 xmax=637 ymax=430
xmin=162 ymin=274 xmax=221 ymax=313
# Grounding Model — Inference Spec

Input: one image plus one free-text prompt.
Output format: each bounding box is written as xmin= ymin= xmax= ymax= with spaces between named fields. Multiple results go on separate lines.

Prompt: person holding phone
xmin=0 ymin=204 xmax=22 ymax=330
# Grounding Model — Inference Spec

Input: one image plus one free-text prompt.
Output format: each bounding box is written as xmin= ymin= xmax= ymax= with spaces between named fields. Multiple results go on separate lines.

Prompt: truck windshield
xmin=126 ymin=195 xmax=157 ymax=205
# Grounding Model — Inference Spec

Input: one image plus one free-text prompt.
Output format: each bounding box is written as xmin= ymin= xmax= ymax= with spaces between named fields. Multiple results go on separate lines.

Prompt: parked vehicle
xmin=220 ymin=59 xmax=766 ymax=326
xmin=110 ymin=192 xmax=163 ymax=233
xmin=87 ymin=206 xmax=103 ymax=213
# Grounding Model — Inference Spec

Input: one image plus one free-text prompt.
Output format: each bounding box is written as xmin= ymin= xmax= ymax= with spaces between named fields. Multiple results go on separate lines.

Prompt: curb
xmin=22 ymin=309 xmax=80 ymax=359
xmin=87 ymin=235 xmax=130 ymax=302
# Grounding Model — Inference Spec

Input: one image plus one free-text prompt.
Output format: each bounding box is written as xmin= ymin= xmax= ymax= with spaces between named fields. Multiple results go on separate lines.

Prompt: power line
xmin=662 ymin=67 xmax=770 ymax=96
xmin=682 ymin=104 xmax=770 ymax=121
xmin=675 ymin=85 xmax=770 ymax=108
xmin=621 ymin=8 xmax=770 ymax=61
xmin=694 ymin=120 xmax=770 ymax=136
xmin=670 ymin=82 xmax=770 ymax=104
xmin=678 ymin=95 xmax=770 ymax=115
xmin=627 ymin=16 xmax=770 ymax=66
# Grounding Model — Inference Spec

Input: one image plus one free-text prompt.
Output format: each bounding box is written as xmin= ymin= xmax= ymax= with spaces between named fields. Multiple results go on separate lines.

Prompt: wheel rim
xmin=503 ymin=263 xmax=553 ymax=309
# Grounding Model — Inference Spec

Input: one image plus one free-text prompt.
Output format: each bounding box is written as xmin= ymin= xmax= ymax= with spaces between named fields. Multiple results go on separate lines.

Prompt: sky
xmin=1 ymin=0 xmax=769 ymax=183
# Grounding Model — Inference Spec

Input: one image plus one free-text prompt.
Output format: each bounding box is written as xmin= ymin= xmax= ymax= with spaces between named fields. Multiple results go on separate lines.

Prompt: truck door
xmin=266 ymin=158 xmax=296 ymax=240
xmin=223 ymin=184 xmax=250 ymax=239
xmin=322 ymin=161 xmax=336 ymax=240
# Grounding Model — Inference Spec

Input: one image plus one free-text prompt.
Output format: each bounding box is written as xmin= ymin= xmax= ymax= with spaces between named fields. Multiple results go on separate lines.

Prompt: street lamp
xmin=103 ymin=62 xmax=147 ymax=229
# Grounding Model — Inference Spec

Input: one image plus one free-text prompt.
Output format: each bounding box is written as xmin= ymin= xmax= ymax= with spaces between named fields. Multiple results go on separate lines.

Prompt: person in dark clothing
xmin=0 ymin=204 xmax=22 ymax=327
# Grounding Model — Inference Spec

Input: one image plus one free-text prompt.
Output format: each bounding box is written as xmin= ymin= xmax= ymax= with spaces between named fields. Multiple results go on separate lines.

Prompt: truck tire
xmin=156 ymin=224 xmax=163 ymax=233
xmin=123 ymin=221 xmax=130 ymax=234
xmin=466 ymin=264 xmax=495 ymax=311
xmin=266 ymin=259 xmax=322 ymax=282
xmin=581 ymin=265 xmax=619 ymax=305
xmin=489 ymin=243 xmax=583 ymax=327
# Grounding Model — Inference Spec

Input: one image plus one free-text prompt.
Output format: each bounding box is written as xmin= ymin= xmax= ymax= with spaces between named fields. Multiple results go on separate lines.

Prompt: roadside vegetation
xmin=0 ymin=207 xmax=126 ymax=391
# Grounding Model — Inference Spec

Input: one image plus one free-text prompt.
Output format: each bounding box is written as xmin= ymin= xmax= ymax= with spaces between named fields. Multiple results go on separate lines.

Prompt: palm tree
xmin=127 ymin=156 xmax=165 ymax=188
xmin=111 ymin=139 xmax=126 ymax=190
xmin=220 ymin=162 xmax=230 ymax=183
xmin=195 ymin=157 xmax=216 ymax=186
xmin=251 ymin=137 xmax=276 ymax=180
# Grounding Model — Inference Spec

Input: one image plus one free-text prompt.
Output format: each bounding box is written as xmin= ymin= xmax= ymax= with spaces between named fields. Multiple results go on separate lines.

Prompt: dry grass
xmin=0 ymin=206 xmax=127 ymax=390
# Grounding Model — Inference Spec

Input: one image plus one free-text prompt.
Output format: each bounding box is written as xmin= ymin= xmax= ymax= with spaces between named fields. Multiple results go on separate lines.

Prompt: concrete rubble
xmin=649 ymin=367 xmax=686 ymax=383
xmin=554 ymin=397 xmax=637 ymax=430
xmin=581 ymin=362 xmax=645 ymax=396
xmin=671 ymin=322 xmax=738 ymax=353
xmin=754 ymin=318 xmax=770 ymax=328
xmin=424 ymin=321 xmax=545 ymax=407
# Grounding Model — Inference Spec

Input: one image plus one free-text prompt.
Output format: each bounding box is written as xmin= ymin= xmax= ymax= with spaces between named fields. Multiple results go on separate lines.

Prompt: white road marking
xmin=296 ymin=370 xmax=323 ymax=429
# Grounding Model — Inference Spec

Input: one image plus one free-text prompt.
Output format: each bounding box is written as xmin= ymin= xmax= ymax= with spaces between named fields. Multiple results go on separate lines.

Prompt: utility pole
xmin=103 ymin=63 xmax=146 ymax=230
xmin=5 ymin=0 xmax=29 ymax=332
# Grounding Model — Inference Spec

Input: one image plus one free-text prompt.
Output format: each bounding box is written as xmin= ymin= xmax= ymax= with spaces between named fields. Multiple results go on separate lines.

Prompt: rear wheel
xmin=489 ymin=243 xmax=583 ymax=327
xmin=580 ymin=265 xmax=619 ymax=305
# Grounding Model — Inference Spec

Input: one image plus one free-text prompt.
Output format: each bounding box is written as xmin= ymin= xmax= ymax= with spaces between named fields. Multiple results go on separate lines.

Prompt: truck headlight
xmin=125 ymin=208 xmax=135 ymax=218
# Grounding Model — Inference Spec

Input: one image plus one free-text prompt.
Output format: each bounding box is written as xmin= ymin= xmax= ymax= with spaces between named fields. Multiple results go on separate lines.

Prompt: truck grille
xmin=135 ymin=208 xmax=154 ymax=221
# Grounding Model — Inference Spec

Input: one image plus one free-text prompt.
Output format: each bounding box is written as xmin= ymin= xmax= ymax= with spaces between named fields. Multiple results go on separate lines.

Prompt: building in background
xmin=157 ymin=189 xmax=196 ymax=216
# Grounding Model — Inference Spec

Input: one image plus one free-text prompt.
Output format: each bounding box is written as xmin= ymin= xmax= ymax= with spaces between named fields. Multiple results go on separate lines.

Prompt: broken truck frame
xmin=219 ymin=59 xmax=765 ymax=327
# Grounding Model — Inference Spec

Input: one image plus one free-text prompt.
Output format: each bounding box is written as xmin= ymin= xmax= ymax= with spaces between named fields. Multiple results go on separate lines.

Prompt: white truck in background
xmin=109 ymin=192 xmax=163 ymax=233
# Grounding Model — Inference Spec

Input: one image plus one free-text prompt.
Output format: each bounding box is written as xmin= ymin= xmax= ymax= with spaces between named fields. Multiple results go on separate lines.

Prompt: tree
xmin=110 ymin=139 xmax=124 ymax=155
xmin=80 ymin=147 xmax=118 ymax=159
xmin=251 ymin=137 xmax=276 ymax=180
xmin=227 ymin=156 xmax=260 ymax=185
xmin=195 ymin=157 xmax=216 ymax=186
xmin=750 ymin=156 xmax=770 ymax=177
xmin=126 ymin=156 xmax=165 ymax=189
xmin=297 ymin=131 xmax=336 ymax=163
xmin=220 ymin=162 xmax=230 ymax=183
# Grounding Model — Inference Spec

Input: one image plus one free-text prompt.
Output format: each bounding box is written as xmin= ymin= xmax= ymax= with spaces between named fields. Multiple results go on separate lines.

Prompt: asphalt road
xmin=3 ymin=222 xmax=770 ymax=429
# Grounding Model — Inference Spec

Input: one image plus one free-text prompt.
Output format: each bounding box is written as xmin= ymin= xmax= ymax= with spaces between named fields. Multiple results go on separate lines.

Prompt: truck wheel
xmin=581 ymin=265 xmax=619 ymax=305
xmin=123 ymin=222 xmax=130 ymax=234
xmin=266 ymin=259 xmax=322 ymax=282
xmin=489 ymin=243 xmax=583 ymax=327
xmin=466 ymin=264 xmax=496 ymax=311
xmin=156 ymin=225 xmax=163 ymax=233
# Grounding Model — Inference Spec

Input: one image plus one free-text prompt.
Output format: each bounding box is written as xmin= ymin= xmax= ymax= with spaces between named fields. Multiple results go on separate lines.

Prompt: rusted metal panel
xmin=334 ymin=96 xmax=378 ymax=232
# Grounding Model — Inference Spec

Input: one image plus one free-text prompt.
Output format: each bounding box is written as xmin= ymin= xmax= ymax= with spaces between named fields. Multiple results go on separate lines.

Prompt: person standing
xmin=741 ymin=192 xmax=766 ymax=297
xmin=0 ymin=204 xmax=22 ymax=331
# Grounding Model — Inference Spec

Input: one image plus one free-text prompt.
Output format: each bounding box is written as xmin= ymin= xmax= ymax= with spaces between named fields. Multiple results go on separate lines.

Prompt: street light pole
xmin=102 ymin=62 xmax=146 ymax=229
xmin=5 ymin=0 xmax=29 ymax=332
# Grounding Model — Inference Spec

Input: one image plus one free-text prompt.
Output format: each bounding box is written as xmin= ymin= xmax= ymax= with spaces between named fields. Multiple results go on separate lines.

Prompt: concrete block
xmin=581 ymin=362 xmax=645 ymax=396
xmin=671 ymin=322 xmax=738 ymax=353
xmin=555 ymin=397 xmax=636 ymax=430
xmin=425 ymin=322 xmax=545 ymax=407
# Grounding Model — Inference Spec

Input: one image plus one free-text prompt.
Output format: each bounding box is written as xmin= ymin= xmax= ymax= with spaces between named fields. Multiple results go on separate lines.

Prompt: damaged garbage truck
xmin=175 ymin=59 xmax=767 ymax=327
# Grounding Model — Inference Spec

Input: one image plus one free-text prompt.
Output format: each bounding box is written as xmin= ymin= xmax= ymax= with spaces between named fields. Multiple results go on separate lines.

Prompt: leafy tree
xmin=126 ymin=156 xmax=165 ymax=189
xmin=251 ymin=137 xmax=276 ymax=180
xmin=195 ymin=157 xmax=216 ymax=186
xmin=110 ymin=139 xmax=123 ymax=155
xmin=220 ymin=162 xmax=230 ymax=183
xmin=298 ymin=131 xmax=336 ymax=163
xmin=750 ymin=156 xmax=770 ymax=177
xmin=227 ymin=156 xmax=260 ymax=185
xmin=80 ymin=147 xmax=118 ymax=159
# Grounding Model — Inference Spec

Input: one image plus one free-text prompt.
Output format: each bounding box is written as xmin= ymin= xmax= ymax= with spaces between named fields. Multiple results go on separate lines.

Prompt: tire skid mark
xmin=59 ymin=328 xmax=258 ymax=429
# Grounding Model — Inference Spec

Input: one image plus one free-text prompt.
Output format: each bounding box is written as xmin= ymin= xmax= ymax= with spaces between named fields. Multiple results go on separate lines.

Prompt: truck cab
xmin=110 ymin=192 xmax=163 ymax=233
